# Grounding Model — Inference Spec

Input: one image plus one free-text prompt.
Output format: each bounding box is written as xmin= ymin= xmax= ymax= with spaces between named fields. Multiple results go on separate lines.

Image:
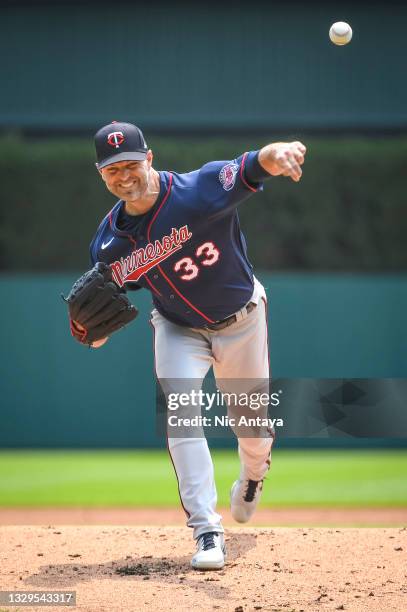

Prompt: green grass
xmin=0 ymin=449 xmax=406 ymax=507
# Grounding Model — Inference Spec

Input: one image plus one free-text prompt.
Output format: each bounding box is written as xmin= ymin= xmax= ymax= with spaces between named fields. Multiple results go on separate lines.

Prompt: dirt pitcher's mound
xmin=1 ymin=526 xmax=406 ymax=612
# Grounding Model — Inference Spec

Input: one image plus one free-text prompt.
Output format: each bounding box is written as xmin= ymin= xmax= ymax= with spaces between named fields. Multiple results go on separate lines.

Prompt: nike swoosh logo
xmin=101 ymin=238 xmax=114 ymax=249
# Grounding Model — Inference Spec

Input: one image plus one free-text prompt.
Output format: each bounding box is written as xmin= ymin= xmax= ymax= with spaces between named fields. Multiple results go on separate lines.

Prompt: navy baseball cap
xmin=94 ymin=121 xmax=148 ymax=169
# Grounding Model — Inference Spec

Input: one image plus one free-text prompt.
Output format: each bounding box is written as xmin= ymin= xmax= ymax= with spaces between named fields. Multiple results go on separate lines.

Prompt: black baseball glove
xmin=62 ymin=262 xmax=138 ymax=346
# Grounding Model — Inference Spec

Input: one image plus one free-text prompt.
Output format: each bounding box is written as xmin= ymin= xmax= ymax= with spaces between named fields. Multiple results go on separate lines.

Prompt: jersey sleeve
xmin=197 ymin=151 xmax=264 ymax=219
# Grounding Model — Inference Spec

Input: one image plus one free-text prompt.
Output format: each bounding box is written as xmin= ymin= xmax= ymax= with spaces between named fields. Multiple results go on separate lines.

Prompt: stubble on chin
xmin=124 ymin=188 xmax=143 ymax=201
xmin=109 ymin=185 xmax=142 ymax=201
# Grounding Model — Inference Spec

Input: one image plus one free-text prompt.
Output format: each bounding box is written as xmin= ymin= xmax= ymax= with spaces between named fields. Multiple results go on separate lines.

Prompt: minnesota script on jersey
xmin=90 ymin=152 xmax=263 ymax=328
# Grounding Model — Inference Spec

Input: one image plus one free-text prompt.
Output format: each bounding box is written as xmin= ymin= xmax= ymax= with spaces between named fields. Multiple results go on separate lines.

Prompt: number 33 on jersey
xmin=174 ymin=242 xmax=220 ymax=281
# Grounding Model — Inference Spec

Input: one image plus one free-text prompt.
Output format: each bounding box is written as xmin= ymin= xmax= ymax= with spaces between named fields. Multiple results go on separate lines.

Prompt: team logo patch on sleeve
xmin=219 ymin=162 xmax=239 ymax=191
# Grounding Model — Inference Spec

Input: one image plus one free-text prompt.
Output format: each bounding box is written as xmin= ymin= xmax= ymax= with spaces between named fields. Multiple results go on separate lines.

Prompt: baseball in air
xmin=329 ymin=21 xmax=353 ymax=45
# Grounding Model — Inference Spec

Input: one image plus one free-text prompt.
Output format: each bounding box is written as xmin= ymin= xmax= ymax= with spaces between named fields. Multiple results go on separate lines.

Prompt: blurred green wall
xmin=1 ymin=136 xmax=406 ymax=272
xmin=1 ymin=272 xmax=406 ymax=448
xmin=1 ymin=2 xmax=406 ymax=130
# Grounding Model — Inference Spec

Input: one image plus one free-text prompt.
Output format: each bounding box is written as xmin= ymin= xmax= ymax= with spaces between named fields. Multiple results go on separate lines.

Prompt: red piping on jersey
xmin=109 ymin=208 xmax=162 ymax=295
xmin=155 ymin=265 xmax=215 ymax=323
xmin=147 ymin=173 xmax=215 ymax=325
xmin=109 ymin=209 xmax=137 ymax=246
xmin=144 ymin=274 xmax=162 ymax=296
xmin=146 ymin=173 xmax=173 ymax=234
xmin=240 ymin=152 xmax=257 ymax=193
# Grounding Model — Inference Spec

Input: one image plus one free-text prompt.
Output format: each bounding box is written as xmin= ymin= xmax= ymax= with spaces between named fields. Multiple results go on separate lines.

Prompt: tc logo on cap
xmin=107 ymin=131 xmax=125 ymax=148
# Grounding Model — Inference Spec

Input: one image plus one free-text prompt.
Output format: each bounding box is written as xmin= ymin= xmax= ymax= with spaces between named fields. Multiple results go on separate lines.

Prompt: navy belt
xmin=204 ymin=302 xmax=257 ymax=331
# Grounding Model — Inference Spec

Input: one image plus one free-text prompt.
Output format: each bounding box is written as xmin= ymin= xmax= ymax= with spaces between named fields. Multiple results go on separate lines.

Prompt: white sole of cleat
xmin=191 ymin=556 xmax=226 ymax=570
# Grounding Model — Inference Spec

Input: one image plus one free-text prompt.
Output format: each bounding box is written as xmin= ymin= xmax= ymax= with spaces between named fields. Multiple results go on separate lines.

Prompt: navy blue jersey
xmin=89 ymin=151 xmax=264 ymax=328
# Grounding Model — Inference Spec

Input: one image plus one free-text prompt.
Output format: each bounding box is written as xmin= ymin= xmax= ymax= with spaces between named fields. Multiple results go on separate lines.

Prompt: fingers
xmin=290 ymin=166 xmax=302 ymax=182
xmin=291 ymin=142 xmax=306 ymax=165
xmin=281 ymin=150 xmax=302 ymax=182
xmin=293 ymin=141 xmax=307 ymax=155
xmin=293 ymin=151 xmax=305 ymax=165
xmin=282 ymin=142 xmax=307 ymax=182
xmin=269 ymin=141 xmax=307 ymax=182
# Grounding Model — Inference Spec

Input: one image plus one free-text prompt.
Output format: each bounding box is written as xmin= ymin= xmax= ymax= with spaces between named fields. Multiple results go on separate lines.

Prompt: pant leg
xmin=150 ymin=309 xmax=224 ymax=539
xmin=212 ymin=282 xmax=274 ymax=481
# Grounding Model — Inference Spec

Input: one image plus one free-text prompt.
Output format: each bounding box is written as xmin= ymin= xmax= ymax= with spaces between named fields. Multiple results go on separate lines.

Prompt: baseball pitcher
xmin=63 ymin=122 xmax=306 ymax=570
